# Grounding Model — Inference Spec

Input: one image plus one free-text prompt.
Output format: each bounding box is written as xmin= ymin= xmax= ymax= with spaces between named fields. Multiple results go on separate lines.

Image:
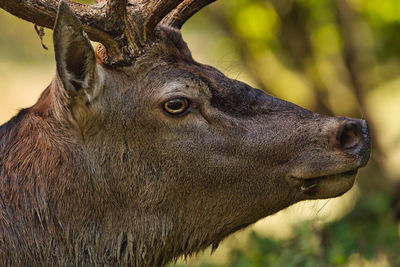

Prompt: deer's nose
xmin=336 ymin=119 xmax=371 ymax=164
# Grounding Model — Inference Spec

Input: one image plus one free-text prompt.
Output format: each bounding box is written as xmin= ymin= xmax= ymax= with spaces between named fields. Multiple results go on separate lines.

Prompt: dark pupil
xmin=167 ymin=100 xmax=183 ymax=110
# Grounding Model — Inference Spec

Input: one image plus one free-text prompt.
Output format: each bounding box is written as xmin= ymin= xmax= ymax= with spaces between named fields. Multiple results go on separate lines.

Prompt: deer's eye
xmin=163 ymin=98 xmax=189 ymax=115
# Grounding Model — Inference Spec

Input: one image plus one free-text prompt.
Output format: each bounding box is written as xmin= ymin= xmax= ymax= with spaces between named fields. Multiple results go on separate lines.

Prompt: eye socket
xmin=163 ymin=98 xmax=190 ymax=115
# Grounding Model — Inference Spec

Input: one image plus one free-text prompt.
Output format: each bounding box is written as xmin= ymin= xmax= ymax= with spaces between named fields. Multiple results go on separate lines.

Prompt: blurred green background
xmin=1 ymin=0 xmax=400 ymax=266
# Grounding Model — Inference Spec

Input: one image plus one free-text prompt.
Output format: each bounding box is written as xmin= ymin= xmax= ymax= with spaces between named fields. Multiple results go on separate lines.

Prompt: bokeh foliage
xmin=0 ymin=0 xmax=399 ymax=266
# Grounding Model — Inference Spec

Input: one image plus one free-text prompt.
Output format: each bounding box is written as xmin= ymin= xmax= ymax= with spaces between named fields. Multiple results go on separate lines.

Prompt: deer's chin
xmin=291 ymin=169 xmax=358 ymax=199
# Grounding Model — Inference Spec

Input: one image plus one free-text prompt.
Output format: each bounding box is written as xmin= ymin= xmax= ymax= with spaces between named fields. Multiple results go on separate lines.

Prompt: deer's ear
xmin=53 ymin=1 xmax=98 ymax=100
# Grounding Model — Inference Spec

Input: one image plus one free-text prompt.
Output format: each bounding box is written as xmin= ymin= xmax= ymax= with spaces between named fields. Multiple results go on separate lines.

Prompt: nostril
xmin=337 ymin=122 xmax=362 ymax=151
xmin=334 ymin=118 xmax=371 ymax=165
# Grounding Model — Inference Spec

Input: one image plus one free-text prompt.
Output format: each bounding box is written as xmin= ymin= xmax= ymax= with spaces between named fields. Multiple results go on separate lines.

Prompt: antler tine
xmin=110 ymin=0 xmax=127 ymax=14
xmin=95 ymin=0 xmax=185 ymax=64
xmin=131 ymin=0 xmax=185 ymax=42
xmin=101 ymin=0 xmax=127 ymax=34
xmin=161 ymin=0 xmax=216 ymax=29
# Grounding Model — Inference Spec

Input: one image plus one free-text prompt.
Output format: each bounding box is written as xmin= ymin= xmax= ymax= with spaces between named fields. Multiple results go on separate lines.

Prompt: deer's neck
xmin=0 ymin=97 xmax=224 ymax=266
xmin=0 ymin=109 xmax=176 ymax=266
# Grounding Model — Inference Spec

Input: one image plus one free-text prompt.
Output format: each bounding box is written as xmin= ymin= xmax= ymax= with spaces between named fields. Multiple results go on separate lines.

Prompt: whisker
xmin=316 ymin=199 xmax=331 ymax=217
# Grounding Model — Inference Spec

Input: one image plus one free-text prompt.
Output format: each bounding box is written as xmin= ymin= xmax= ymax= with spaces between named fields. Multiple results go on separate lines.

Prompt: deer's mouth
xmin=290 ymin=169 xmax=358 ymax=199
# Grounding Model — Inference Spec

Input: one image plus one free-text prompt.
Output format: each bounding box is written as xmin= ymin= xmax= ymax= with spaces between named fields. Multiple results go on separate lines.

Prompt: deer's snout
xmin=336 ymin=118 xmax=371 ymax=166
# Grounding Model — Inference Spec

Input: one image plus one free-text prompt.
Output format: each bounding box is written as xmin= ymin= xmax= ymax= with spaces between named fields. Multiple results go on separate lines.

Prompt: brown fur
xmin=0 ymin=13 xmax=370 ymax=267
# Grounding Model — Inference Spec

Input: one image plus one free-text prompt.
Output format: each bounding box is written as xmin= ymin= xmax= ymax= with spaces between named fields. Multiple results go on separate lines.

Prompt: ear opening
xmin=53 ymin=1 xmax=98 ymax=99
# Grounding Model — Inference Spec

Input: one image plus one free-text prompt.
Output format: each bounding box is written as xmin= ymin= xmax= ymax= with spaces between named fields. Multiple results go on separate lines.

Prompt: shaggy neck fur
xmin=0 ymin=78 xmax=254 ymax=266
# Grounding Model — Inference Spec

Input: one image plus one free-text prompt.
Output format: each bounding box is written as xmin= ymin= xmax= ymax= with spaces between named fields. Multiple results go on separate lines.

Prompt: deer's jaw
xmin=289 ymin=169 xmax=359 ymax=199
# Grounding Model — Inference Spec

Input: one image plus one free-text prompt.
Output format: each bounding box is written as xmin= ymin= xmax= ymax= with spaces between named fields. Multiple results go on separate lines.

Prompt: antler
xmin=162 ymin=0 xmax=216 ymax=29
xmin=0 ymin=0 xmax=215 ymax=66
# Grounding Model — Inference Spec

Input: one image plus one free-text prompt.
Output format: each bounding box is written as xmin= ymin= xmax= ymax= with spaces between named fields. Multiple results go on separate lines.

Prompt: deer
xmin=0 ymin=0 xmax=370 ymax=266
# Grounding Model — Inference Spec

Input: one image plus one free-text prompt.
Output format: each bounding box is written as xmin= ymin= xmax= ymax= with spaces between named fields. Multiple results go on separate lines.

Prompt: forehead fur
xmin=153 ymin=26 xmax=195 ymax=64
xmin=130 ymin=27 xmax=276 ymax=117
xmin=103 ymin=25 xmax=304 ymax=119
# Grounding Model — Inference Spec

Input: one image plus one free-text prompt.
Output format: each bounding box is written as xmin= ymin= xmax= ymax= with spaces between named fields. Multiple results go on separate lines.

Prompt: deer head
xmin=0 ymin=0 xmax=370 ymax=266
